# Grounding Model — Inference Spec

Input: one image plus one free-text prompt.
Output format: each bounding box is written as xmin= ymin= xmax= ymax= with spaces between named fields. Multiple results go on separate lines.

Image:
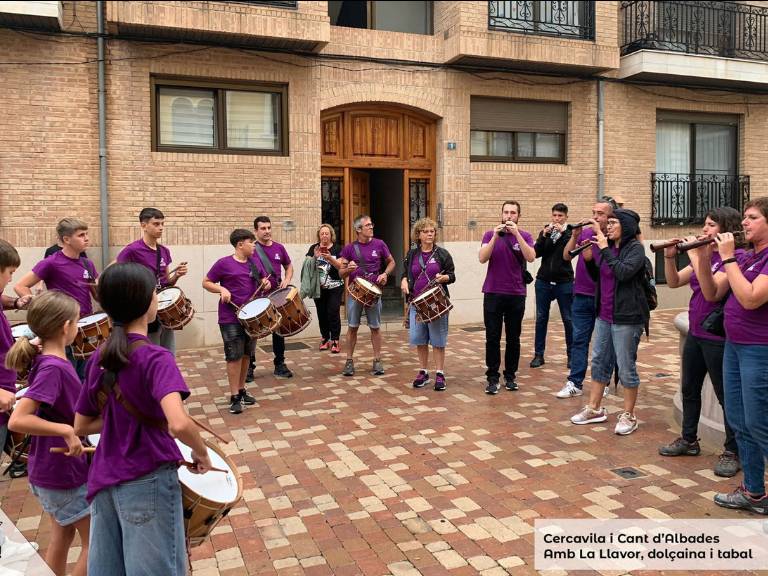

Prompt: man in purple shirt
xmin=116 ymin=208 xmax=188 ymax=354
xmin=15 ymin=218 xmax=98 ymax=380
xmin=251 ymin=216 xmax=294 ymax=380
xmin=339 ymin=215 xmax=396 ymax=377
xmin=479 ymin=201 xmax=536 ymax=394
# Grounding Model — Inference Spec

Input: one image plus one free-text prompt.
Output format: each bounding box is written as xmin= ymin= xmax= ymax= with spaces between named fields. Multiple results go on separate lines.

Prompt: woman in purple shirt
xmin=7 ymin=291 xmax=90 ymax=576
xmin=74 ymin=263 xmax=212 ymax=575
xmin=658 ymin=208 xmax=743 ymax=478
xmin=696 ymin=197 xmax=768 ymax=515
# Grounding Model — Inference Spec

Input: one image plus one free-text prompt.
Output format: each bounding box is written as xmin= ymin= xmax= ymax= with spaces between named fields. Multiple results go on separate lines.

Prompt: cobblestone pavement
xmin=1 ymin=310 xmax=764 ymax=575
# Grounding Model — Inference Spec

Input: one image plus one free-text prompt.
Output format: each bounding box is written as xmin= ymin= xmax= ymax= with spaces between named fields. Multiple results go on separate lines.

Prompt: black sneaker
xmin=434 ymin=373 xmax=446 ymax=391
xmin=245 ymin=366 xmax=255 ymax=383
xmin=529 ymin=355 xmax=545 ymax=368
xmin=485 ymin=379 xmax=500 ymax=395
xmin=238 ymin=388 xmax=256 ymax=405
xmin=504 ymin=377 xmax=518 ymax=391
xmin=6 ymin=461 xmax=27 ymax=478
xmin=229 ymin=395 xmax=243 ymax=415
xmin=658 ymin=437 xmax=700 ymax=457
xmin=274 ymin=363 xmax=293 ymax=378
xmin=412 ymin=370 xmax=429 ymax=388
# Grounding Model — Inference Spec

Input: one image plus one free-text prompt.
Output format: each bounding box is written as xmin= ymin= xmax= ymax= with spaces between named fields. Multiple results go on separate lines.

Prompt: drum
xmin=176 ymin=438 xmax=243 ymax=547
xmin=72 ymin=313 xmax=111 ymax=358
xmin=347 ymin=277 xmax=382 ymax=309
xmin=268 ymin=286 xmax=311 ymax=337
xmin=3 ymin=388 xmax=31 ymax=464
xmin=412 ymin=285 xmax=453 ymax=323
xmin=156 ymin=287 xmax=194 ymax=330
xmin=85 ymin=433 xmax=100 ymax=447
xmin=11 ymin=324 xmax=35 ymax=387
xmin=237 ymin=298 xmax=281 ymax=340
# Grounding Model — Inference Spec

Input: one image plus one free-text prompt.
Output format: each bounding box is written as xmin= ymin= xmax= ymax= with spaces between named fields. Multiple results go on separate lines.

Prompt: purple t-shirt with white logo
xmin=724 ymin=247 xmax=768 ymax=345
xmin=340 ymin=239 xmax=392 ymax=282
xmin=23 ymin=355 xmax=89 ymax=490
xmin=598 ymin=246 xmax=619 ymax=323
xmin=0 ymin=311 xmax=17 ymax=426
xmin=76 ymin=334 xmax=189 ymax=502
xmin=33 ymin=251 xmax=98 ymax=316
xmin=480 ymin=230 xmax=535 ymax=296
xmin=687 ymin=251 xmax=746 ymax=341
xmin=116 ymin=240 xmax=173 ymax=288
xmin=410 ymin=249 xmax=442 ymax=296
xmin=206 ymin=256 xmax=263 ymax=325
xmin=254 ymin=242 xmax=291 ymax=290
xmin=573 ymin=229 xmax=597 ymax=297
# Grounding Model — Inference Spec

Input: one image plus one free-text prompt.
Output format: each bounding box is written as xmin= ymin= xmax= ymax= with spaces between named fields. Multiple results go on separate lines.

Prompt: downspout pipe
xmin=597 ymin=78 xmax=605 ymax=199
xmin=97 ymin=1 xmax=109 ymax=268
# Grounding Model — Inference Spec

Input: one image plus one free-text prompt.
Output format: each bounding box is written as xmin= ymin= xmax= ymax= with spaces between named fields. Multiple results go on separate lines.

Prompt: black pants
xmin=314 ymin=286 xmax=343 ymax=341
xmin=483 ymin=293 xmax=526 ymax=381
xmin=248 ymin=333 xmax=286 ymax=372
xmin=681 ymin=334 xmax=738 ymax=453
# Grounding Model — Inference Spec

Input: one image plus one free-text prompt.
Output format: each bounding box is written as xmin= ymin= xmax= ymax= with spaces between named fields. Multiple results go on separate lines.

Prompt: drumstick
xmin=50 ymin=446 xmax=97 ymax=454
xmin=178 ymin=460 xmax=228 ymax=473
xmin=190 ymin=416 xmax=229 ymax=444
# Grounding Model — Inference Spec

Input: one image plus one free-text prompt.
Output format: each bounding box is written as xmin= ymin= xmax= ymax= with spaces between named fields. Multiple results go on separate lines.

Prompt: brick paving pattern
xmin=1 ymin=310 xmax=762 ymax=575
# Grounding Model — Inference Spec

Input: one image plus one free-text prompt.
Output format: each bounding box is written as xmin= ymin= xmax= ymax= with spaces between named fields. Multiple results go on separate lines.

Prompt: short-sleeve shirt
xmin=76 ymin=334 xmax=189 ymax=502
xmin=340 ymin=239 xmax=392 ymax=283
xmin=23 ymin=355 xmax=89 ymax=490
xmin=687 ymin=251 xmax=744 ymax=341
xmin=0 ymin=311 xmax=17 ymax=426
xmin=573 ymin=229 xmax=597 ymax=297
xmin=32 ymin=251 xmax=98 ymax=316
xmin=116 ymin=240 xmax=173 ymax=288
xmin=254 ymin=242 xmax=291 ymax=289
xmin=724 ymin=247 xmax=768 ymax=345
xmin=306 ymin=243 xmax=343 ymax=290
xmin=410 ymin=249 xmax=442 ymax=296
xmin=480 ymin=230 xmax=535 ymax=296
xmin=598 ymin=247 xmax=619 ymax=323
xmin=206 ymin=255 xmax=262 ymax=325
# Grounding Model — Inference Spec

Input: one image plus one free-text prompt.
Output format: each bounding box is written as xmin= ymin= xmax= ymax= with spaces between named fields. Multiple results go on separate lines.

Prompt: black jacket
xmin=534 ymin=228 xmax=574 ymax=283
xmin=402 ymin=245 xmax=456 ymax=298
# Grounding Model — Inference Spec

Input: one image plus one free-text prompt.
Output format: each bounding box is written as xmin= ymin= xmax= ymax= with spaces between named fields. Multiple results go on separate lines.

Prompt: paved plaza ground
xmin=1 ymin=309 xmax=764 ymax=576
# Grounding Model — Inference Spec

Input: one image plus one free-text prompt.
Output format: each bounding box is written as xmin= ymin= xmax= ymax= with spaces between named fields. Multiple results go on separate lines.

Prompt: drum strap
xmin=352 ymin=242 xmax=370 ymax=279
xmin=78 ymin=257 xmax=95 ymax=281
xmin=155 ymin=245 xmax=162 ymax=288
xmin=254 ymin=243 xmax=276 ymax=278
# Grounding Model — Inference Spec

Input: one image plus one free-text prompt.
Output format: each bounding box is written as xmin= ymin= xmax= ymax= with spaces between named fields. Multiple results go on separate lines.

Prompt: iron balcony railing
xmin=651 ymin=173 xmax=750 ymax=226
xmin=226 ymin=1 xmax=297 ymax=7
xmin=622 ymin=1 xmax=768 ymax=62
xmin=489 ymin=1 xmax=595 ymax=40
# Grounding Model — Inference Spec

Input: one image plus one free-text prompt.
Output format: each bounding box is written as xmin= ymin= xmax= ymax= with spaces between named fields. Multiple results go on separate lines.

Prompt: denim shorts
xmin=219 ymin=323 xmax=255 ymax=362
xmin=590 ymin=318 xmax=643 ymax=388
xmin=408 ymin=306 xmax=449 ymax=347
xmin=346 ymin=295 xmax=382 ymax=329
xmin=30 ymin=483 xmax=90 ymax=527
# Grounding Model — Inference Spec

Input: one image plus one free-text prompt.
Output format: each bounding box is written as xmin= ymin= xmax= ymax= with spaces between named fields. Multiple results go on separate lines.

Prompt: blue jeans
xmin=533 ymin=279 xmax=573 ymax=357
xmin=88 ymin=464 xmax=186 ymax=576
xmin=723 ymin=342 xmax=768 ymax=495
xmin=590 ymin=319 xmax=642 ymax=388
xmin=567 ymin=294 xmax=596 ymax=388
xmin=346 ymin=295 xmax=382 ymax=329
xmin=408 ymin=306 xmax=449 ymax=348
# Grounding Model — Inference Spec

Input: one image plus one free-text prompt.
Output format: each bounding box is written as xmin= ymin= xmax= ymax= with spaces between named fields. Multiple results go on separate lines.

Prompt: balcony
xmin=620 ymin=1 xmax=768 ymax=88
xmin=0 ymin=1 xmax=62 ymax=30
xmin=489 ymin=0 xmax=594 ymax=41
xmin=651 ymin=172 xmax=750 ymax=226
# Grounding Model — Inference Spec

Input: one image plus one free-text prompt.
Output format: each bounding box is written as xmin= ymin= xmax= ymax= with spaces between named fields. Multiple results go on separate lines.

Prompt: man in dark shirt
xmin=530 ymin=203 xmax=574 ymax=369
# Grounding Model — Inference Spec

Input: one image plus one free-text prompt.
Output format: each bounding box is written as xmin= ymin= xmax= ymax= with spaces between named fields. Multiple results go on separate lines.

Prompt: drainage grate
xmin=260 ymin=342 xmax=311 ymax=353
xmin=611 ymin=467 xmax=647 ymax=479
xmin=461 ymin=326 xmax=485 ymax=332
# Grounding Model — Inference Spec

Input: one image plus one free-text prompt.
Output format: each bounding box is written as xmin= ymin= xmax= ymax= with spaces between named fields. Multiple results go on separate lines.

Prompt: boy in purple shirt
xmin=338 ymin=215 xmax=396 ymax=377
xmin=478 ymin=201 xmax=536 ymax=394
xmin=116 ymin=208 xmax=189 ymax=355
xmin=250 ymin=216 xmax=295 ymax=380
xmin=203 ymin=229 xmax=269 ymax=415
xmin=15 ymin=218 xmax=98 ymax=381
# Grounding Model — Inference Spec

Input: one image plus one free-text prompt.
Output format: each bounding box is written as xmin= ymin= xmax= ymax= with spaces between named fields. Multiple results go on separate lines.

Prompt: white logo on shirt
xmin=513 ymin=243 xmax=520 ymax=250
xmin=82 ymin=270 xmax=89 ymax=279
xmin=274 ymin=254 xmax=281 ymax=260
xmin=372 ymin=250 xmax=378 ymax=257
xmin=160 ymin=258 xmax=167 ymax=267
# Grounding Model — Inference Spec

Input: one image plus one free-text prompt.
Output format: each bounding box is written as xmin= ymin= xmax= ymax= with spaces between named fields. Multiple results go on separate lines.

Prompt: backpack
xmin=642 ymin=256 xmax=658 ymax=311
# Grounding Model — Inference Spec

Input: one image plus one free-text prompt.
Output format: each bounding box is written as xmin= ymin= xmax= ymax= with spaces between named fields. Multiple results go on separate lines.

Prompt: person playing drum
xmin=400 ymin=218 xmax=455 ymax=391
xmin=7 ymin=291 xmax=90 ymax=576
xmin=74 ymin=263 xmax=212 ymax=575
xmin=116 ymin=208 xmax=188 ymax=354
xmin=339 ymin=215 xmax=396 ymax=377
xmin=15 ymin=218 xmax=99 ymax=381
xmin=202 ymin=229 xmax=268 ymax=415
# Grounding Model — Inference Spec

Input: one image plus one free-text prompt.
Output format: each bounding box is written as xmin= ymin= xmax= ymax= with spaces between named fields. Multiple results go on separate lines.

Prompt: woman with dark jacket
xmin=570 ymin=208 xmax=649 ymax=435
xmin=400 ymin=218 xmax=456 ymax=391
xmin=306 ymin=224 xmax=344 ymax=354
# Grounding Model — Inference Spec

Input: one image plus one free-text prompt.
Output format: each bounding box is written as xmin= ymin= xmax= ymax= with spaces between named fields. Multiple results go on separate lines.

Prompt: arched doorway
xmin=320 ymin=103 xmax=437 ymax=317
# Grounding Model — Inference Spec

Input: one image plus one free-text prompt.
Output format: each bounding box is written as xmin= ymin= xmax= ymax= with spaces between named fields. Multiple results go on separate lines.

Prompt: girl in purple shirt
xmin=73 ymin=263 xmax=212 ymax=575
xmin=7 ymin=291 xmax=90 ymax=576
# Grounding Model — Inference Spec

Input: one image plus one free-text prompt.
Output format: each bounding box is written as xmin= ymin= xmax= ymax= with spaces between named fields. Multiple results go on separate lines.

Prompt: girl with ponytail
xmin=7 ymin=291 xmax=90 ymax=576
xmin=74 ymin=263 xmax=211 ymax=575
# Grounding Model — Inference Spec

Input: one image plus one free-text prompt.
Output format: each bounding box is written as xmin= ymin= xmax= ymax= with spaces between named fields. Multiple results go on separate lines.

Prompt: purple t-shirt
xmin=116 ymin=240 xmax=173 ymax=288
xmin=206 ymin=256 xmax=263 ymax=325
xmin=0 ymin=311 xmax=16 ymax=426
xmin=410 ymin=249 xmax=442 ymax=296
xmin=23 ymin=355 xmax=89 ymax=490
xmin=76 ymin=334 xmax=189 ymax=502
xmin=33 ymin=251 xmax=97 ymax=316
xmin=687 ymin=251 xmax=745 ymax=341
xmin=724 ymin=247 xmax=768 ymax=345
xmin=340 ymin=239 xmax=392 ymax=282
xmin=480 ymin=230 xmax=535 ymax=296
xmin=573 ymin=229 xmax=597 ymax=297
xmin=598 ymin=247 xmax=619 ymax=323
xmin=254 ymin=242 xmax=291 ymax=290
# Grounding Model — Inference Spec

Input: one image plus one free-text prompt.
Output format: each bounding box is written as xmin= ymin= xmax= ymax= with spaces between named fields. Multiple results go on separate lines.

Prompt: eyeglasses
xmin=606 ymin=219 xmax=619 ymax=226
xmin=362 ymin=223 xmax=374 ymax=228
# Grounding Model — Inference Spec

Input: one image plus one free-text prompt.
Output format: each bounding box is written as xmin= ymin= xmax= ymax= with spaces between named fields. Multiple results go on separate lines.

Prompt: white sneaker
xmin=570 ymin=406 xmax=608 ymax=425
xmin=603 ymin=385 xmax=610 ymax=397
xmin=615 ymin=412 xmax=638 ymax=435
xmin=556 ymin=381 xmax=583 ymax=399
